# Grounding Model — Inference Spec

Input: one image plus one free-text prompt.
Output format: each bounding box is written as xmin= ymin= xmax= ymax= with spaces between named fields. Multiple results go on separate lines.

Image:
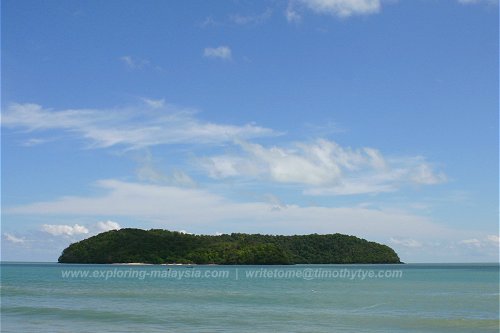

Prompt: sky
xmin=1 ymin=0 xmax=498 ymax=263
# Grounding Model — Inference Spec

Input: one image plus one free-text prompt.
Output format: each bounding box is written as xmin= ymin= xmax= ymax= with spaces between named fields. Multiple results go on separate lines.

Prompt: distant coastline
xmin=111 ymin=263 xmax=195 ymax=266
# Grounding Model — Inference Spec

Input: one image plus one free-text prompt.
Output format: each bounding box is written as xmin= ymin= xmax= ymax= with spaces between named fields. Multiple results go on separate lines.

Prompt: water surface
xmin=1 ymin=263 xmax=498 ymax=332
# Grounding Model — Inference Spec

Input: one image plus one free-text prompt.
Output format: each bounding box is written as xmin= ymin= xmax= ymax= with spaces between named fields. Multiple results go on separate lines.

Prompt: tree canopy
xmin=58 ymin=228 xmax=401 ymax=265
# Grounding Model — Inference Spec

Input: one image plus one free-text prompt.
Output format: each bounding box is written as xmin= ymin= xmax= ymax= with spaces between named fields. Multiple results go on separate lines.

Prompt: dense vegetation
xmin=58 ymin=228 xmax=401 ymax=264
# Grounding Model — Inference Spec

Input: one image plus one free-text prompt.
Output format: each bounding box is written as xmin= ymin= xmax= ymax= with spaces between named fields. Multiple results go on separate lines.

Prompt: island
xmin=58 ymin=228 xmax=401 ymax=265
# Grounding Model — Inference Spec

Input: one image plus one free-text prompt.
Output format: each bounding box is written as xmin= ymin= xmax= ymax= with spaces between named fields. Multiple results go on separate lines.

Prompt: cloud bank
xmin=200 ymin=139 xmax=446 ymax=195
xmin=6 ymin=179 xmax=492 ymax=246
xmin=4 ymin=179 xmax=497 ymax=262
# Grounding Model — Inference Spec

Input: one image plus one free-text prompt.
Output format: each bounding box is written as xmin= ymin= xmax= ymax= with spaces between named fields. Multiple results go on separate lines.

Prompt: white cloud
xmin=96 ymin=220 xmax=121 ymax=232
xmin=295 ymin=0 xmax=381 ymax=18
xmin=203 ymin=46 xmax=232 ymax=60
xmin=3 ymin=233 xmax=26 ymax=244
xmin=2 ymin=102 xmax=277 ymax=149
xmin=41 ymin=224 xmax=89 ymax=236
xmin=202 ymin=140 xmax=350 ymax=185
xmin=200 ymin=139 xmax=446 ymax=195
xmin=390 ymin=237 xmax=422 ymax=248
xmin=38 ymin=221 xmax=119 ymax=238
xmin=230 ymin=9 xmax=273 ymax=25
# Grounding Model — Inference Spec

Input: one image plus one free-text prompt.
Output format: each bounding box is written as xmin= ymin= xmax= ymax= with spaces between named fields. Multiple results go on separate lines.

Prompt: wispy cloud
xmin=141 ymin=98 xmax=165 ymax=109
xmin=2 ymin=102 xmax=277 ymax=149
xmin=3 ymin=232 xmax=26 ymax=244
xmin=457 ymin=0 xmax=498 ymax=5
xmin=410 ymin=163 xmax=447 ymax=185
xmin=303 ymin=121 xmax=346 ymax=136
xmin=21 ymin=138 xmax=53 ymax=147
xmin=285 ymin=4 xmax=302 ymax=23
xmin=199 ymin=16 xmax=222 ymax=28
xmin=119 ymin=55 xmax=150 ymax=69
xmin=390 ymin=237 xmax=423 ymax=248
xmin=229 ymin=9 xmax=273 ymax=25
xmin=459 ymin=235 xmax=500 ymax=248
xmin=200 ymin=139 xmax=446 ymax=195
xmin=201 ymin=9 xmax=272 ymax=28
xmin=135 ymin=150 xmax=197 ymax=187
xmin=203 ymin=46 xmax=232 ymax=60
xmin=119 ymin=56 xmax=164 ymax=72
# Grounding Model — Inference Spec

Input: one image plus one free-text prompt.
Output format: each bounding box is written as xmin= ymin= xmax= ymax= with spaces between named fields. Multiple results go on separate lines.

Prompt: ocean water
xmin=1 ymin=263 xmax=498 ymax=332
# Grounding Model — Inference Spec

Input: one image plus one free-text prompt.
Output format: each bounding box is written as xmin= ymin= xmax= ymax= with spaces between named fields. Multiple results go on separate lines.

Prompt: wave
xmin=1 ymin=306 xmax=163 ymax=325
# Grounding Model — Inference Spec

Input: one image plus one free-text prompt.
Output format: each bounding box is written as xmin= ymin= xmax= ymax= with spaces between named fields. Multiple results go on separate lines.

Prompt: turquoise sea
xmin=1 ymin=263 xmax=498 ymax=332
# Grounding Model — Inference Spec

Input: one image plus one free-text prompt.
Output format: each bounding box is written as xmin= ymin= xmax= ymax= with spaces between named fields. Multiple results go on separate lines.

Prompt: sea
xmin=1 ymin=263 xmax=498 ymax=332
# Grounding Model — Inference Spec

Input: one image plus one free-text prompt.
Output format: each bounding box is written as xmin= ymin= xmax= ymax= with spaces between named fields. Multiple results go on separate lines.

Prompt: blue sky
xmin=1 ymin=0 xmax=498 ymax=263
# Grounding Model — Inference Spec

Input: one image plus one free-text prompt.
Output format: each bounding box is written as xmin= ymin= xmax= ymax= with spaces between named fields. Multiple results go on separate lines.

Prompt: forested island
xmin=58 ymin=228 xmax=401 ymax=265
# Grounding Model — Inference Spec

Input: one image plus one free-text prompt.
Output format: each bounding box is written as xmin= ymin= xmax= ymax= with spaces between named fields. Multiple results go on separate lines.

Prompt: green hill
xmin=58 ymin=228 xmax=401 ymax=264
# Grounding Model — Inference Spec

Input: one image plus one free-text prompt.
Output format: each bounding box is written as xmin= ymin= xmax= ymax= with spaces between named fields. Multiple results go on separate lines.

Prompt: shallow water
xmin=1 ymin=263 xmax=498 ymax=332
